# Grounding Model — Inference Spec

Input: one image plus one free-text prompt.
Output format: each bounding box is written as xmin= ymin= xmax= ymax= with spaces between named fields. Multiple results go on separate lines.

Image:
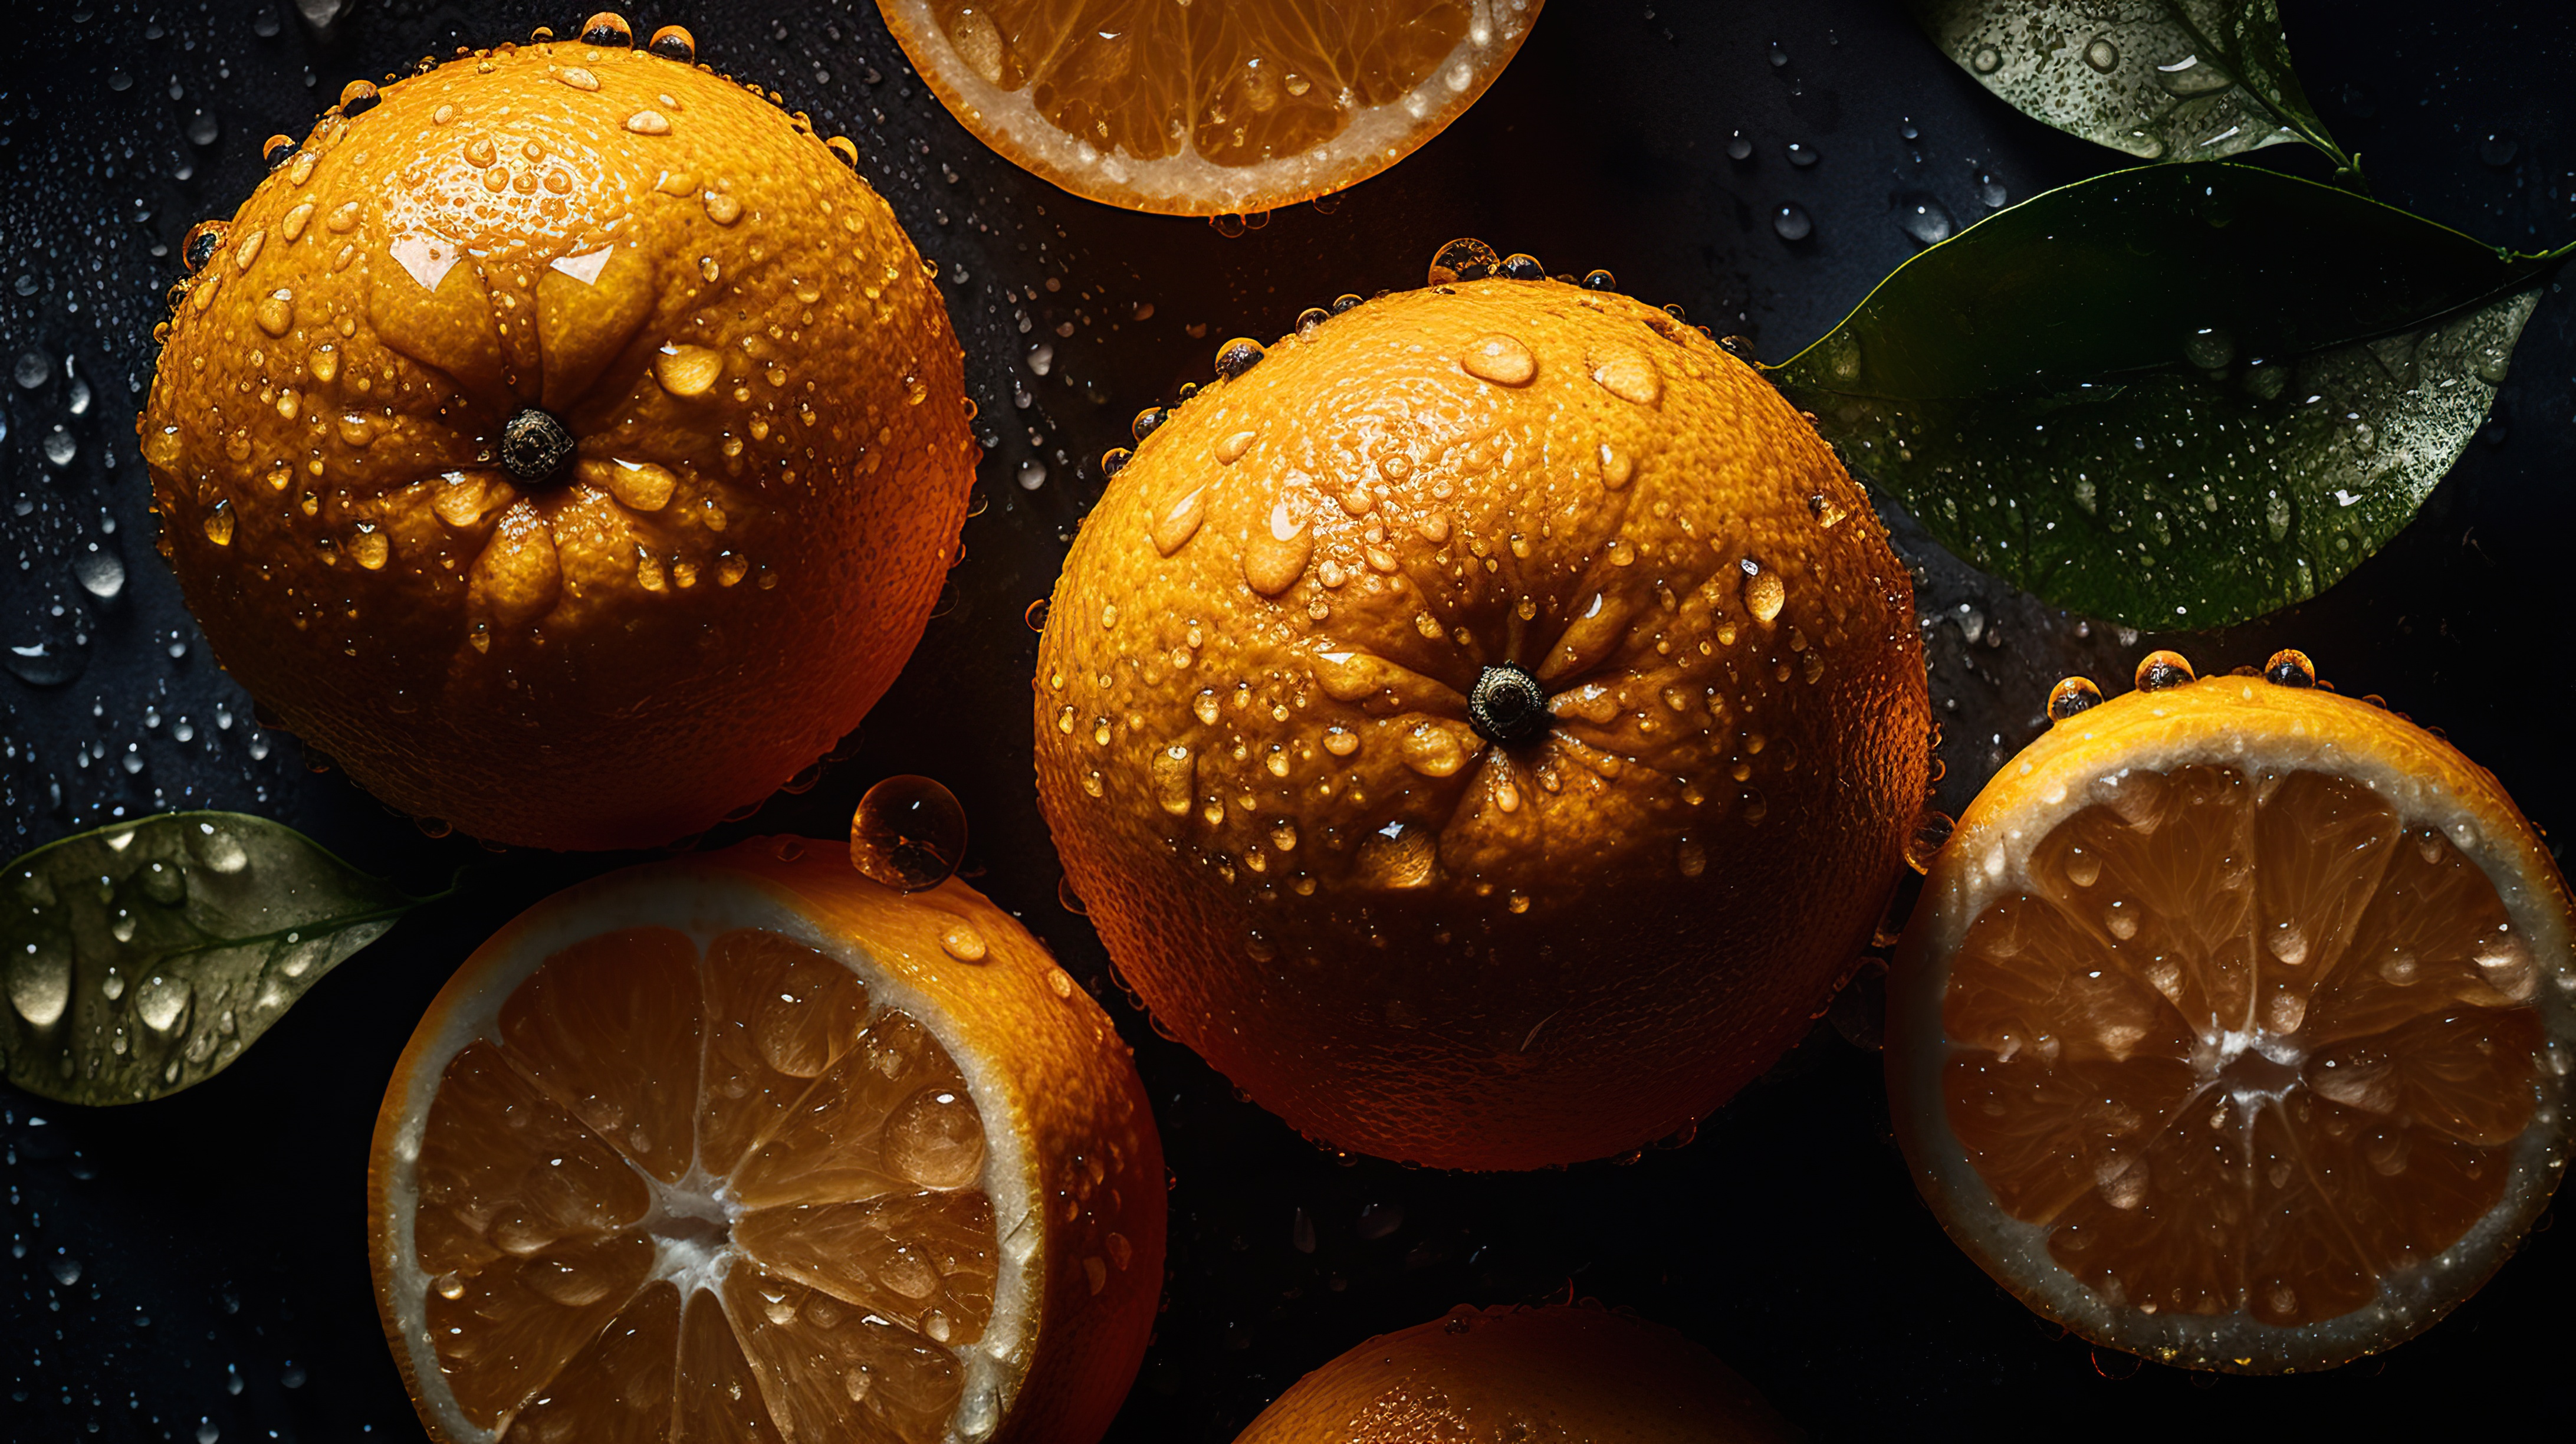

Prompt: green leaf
xmin=1909 ymin=1 xmax=2354 ymax=173
xmin=1772 ymin=163 xmax=2555 ymax=629
xmin=0 ymin=812 xmax=436 ymax=1104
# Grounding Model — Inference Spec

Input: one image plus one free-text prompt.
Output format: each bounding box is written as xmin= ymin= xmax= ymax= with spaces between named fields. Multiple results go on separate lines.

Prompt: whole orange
xmin=1233 ymin=1303 xmax=1796 ymax=1442
xmin=137 ymin=26 xmax=976 ymax=849
xmin=1034 ymin=274 xmax=1930 ymax=1169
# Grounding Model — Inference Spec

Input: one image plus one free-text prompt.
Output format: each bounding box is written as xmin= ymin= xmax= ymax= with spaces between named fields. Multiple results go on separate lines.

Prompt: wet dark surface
xmin=4 ymin=1 xmax=2572 ymax=1439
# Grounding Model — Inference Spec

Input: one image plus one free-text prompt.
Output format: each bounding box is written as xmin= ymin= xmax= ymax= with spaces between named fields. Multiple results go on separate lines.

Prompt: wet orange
xmin=368 ymin=838 xmax=1162 ymax=1444
xmin=878 ymin=0 xmax=1545 ymax=215
xmin=1886 ymin=657 xmax=2576 ymax=1371
xmin=1233 ymin=1302 xmax=1796 ymax=1443
xmin=1034 ymin=271 xmax=1930 ymax=1169
xmin=138 ymin=25 xmax=976 ymax=849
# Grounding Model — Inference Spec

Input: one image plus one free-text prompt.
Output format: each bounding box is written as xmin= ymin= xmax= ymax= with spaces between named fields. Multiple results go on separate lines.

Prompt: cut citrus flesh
xmin=1887 ymin=672 xmax=2575 ymax=1371
xmin=878 ymin=0 xmax=1545 ymax=214
xmin=1232 ymin=1302 xmax=1796 ymax=1442
xmin=370 ymin=842 xmax=1162 ymax=1443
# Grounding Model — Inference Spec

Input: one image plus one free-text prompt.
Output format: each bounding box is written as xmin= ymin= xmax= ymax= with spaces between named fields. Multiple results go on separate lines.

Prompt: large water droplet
xmin=881 ymin=1085 xmax=987 ymax=1189
xmin=2046 ymin=676 xmax=2103 ymax=721
xmin=1894 ymin=193 xmax=1954 ymax=245
xmin=849 ymin=776 xmax=967 ymax=892
xmin=1425 ymin=237 xmax=1500 ymax=285
xmin=1772 ymin=203 xmax=1813 ymax=241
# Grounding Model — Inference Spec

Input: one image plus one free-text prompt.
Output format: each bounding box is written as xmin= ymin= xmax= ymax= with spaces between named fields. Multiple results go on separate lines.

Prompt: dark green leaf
xmin=0 ymin=812 xmax=433 ymax=1104
xmin=1909 ymin=1 xmax=2352 ymax=172
xmin=1773 ymin=163 xmax=2552 ymax=629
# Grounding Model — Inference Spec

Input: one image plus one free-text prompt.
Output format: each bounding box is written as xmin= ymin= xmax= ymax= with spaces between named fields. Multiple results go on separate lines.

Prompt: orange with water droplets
xmin=368 ymin=838 xmax=1162 ymax=1444
xmin=1886 ymin=659 xmax=2575 ymax=1371
xmin=1034 ymin=273 xmax=1930 ymax=1168
xmin=1232 ymin=1302 xmax=1796 ymax=1442
xmin=877 ymin=0 xmax=1545 ymax=215
xmin=138 ymin=31 xmax=976 ymax=848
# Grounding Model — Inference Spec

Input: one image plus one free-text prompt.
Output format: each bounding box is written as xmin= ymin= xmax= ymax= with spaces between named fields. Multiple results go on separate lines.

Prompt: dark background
xmin=4 ymin=1 xmax=2571 ymax=1439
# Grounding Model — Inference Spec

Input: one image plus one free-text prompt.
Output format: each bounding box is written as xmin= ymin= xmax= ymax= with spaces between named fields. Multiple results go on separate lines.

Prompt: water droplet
xmin=626 ymin=109 xmax=673 ymax=135
xmin=1213 ymin=429 xmax=1257 ymax=465
xmin=939 ymin=922 xmax=988 ymax=963
xmin=1772 ymin=203 xmax=1813 ymax=241
xmin=2183 ymin=327 xmax=2235 ymax=370
xmin=339 ymin=80 xmax=380 ymax=116
xmin=1970 ymin=47 xmax=2001 ymax=74
xmin=1726 ymin=131 xmax=1753 ymax=161
xmin=2134 ymin=650 xmax=2196 ymax=692
xmin=1589 ymin=346 xmax=1662 ymax=405
xmin=14 ymin=349 xmax=52 ymax=388
xmin=254 ymin=289 xmax=296 ymax=337
xmin=1243 ymin=496 xmax=1314 ymax=596
xmin=2479 ymin=132 xmax=2519 ymax=168
xmin=2263 ymin=649 xmax=2317 ymax=688
xmin=1214 ymin=337 xmax=1266 ymax=380
xmin=882 ymin=1086 xmax=986 ymax=1189
xmin=134 ymin=972 xmax=192 ymax=1033
xmin=1743 ymin=566 xmax=1786 ymax=623
xmin=50 ymin=1255 xmax=83 ymax=1285
xmin=2086 ymin=38 xmax=2120 ymax=71
xmin=1131 ymin=406 xmax=1169 ymax=444
xmin=653 ymin=343 xmax=723 ymax=397
xmin=74 ymin=546 xmax=126 ymax=603
xmin=558 ymin=67 xmax=603 ymax=92
xmin=850 ymin=776 xmax=968 ymax=892
xmin=2153 ymin=54 xmax=2234 ymax=98
xmin=1786 ymin=140 xmax=1818 ymax=167
xmin=1904 ymin=809 xmax=1956 ymax=874
xmin=7 ymin=941 xmax=71 ymax=1028
xmin=2047 ymin=676 xmax=2103 ymax=721
xmin=1460 ymin=333 xmax=1536 ymax=385
xmin=203 ymin=501 xmax=236 ymax=546
xmin=581 ymin=11 xmax=635 ymax=47
xmin=702 ymin=190 xmax=743 ymax=225
xmin=648 ymin=24 xmax=696 ymax=61
xmin=1356 ymin=822 xmax=1437 ymax=890
xmin=1894 ymin=193 xmax=1954 ymax=245
xmin=1426 ymin=237 xmax=1500 ymax=285
xmin=1498 ymin=252 xmax=1545 ymax=280
xmin=1016 ymin=459 xmax=1047 ymax=491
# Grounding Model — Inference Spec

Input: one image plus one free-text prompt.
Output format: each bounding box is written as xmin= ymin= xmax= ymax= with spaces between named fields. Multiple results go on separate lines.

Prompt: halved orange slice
xmin=876 ymin=0 xmax=1546 ymax=215
xmin=368 ymin=839 xmax=1162 ymax=1442
xmin=1887 ymin=655 xmax=2575 ymax=1371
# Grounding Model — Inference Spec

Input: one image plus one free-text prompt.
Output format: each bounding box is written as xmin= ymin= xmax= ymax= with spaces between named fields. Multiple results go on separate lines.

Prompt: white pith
xmin=1888 ymin=682 xmax=2576 ymax=1371
xmin=878 ymin=0 xmax=1542 ymax=214
xmin=375 ymin=862 xmax=1037 ymax=1444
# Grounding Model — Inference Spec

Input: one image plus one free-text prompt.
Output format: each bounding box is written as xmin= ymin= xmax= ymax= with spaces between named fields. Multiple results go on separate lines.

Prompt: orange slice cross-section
xmin=370 ymin=841 xmax=1162 ymax=1442
xmin=1888 ymin=669 xmax=2574 ymax=1372
xmin=878 ymin=0 xmax=1546 ymax=215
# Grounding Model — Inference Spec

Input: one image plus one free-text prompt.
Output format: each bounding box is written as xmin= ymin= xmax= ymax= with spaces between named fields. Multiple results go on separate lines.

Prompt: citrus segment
xmin=372 ymin=844 xmax=1162 ymax=1443
xmin=879 ymin=0 xmax=1545 ymax=214
xmin=1889 ymin=670 xmax=2574 ymax=1370
xmin=139 ymin=34 xmax=976 ymax=848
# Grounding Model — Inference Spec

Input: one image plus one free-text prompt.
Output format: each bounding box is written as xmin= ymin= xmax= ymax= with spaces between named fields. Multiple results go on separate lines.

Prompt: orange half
xmin=368 ymin=841 xmax=1162 ymax=1442
xmin=878 ymin=0 xmax=1546 ymax=214
xmin=1886 ymin=668 xmax=2575 ymax=1371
